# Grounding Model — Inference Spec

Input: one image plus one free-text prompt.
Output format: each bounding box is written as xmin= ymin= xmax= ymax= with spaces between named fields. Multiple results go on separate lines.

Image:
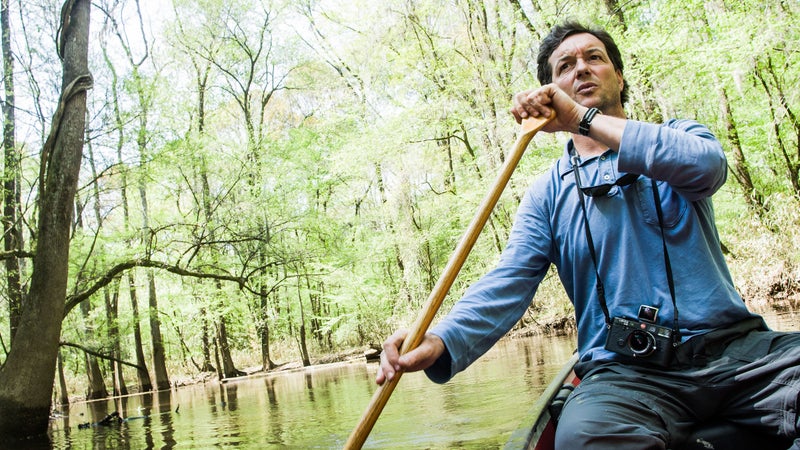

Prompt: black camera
xmin=604 ymin=306 xmax=674 ymax=367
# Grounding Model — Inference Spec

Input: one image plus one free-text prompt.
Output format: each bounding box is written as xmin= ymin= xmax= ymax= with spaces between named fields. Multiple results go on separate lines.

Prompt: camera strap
xmin=570 ymin=152 xmax=681 ymax=346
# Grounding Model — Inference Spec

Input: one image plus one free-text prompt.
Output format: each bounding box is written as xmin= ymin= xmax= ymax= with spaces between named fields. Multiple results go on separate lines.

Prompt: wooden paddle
xmin=344 ymin=114 xmax=554 ymax=449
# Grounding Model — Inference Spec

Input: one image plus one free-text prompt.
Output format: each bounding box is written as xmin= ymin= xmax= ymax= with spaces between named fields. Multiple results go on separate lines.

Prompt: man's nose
xmin=574 ymin=57 xmax=590 ymax=74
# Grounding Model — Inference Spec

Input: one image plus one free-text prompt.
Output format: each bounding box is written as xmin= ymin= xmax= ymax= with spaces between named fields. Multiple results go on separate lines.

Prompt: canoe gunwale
xmin=504 ymin=352 xmax=579 ymax=450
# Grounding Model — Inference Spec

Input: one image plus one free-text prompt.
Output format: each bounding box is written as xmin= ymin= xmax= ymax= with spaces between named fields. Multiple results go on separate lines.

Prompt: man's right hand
xmin=375 ymin=329 xmax=446 ymax=385
xmin=510 ymin=84 xmax=585 ymax=135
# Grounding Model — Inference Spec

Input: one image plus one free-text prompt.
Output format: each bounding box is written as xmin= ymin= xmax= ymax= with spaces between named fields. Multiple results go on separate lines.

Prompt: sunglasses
xmin=580 ymin=172 xmax=640 ymax=197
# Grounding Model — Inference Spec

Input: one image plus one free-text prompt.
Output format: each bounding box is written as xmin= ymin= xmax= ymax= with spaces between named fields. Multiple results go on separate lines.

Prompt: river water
xmin=41 ymin=309 xmax=798 ymax=449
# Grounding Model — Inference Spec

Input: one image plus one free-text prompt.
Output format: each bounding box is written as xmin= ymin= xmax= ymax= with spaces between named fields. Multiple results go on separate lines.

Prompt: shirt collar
xmin=559 ymin=140 xmax=616 ymax=180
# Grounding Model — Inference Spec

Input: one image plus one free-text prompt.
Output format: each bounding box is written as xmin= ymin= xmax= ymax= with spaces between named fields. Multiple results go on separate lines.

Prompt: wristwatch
xmin=578 ymin=107 xmax=600 ymax=136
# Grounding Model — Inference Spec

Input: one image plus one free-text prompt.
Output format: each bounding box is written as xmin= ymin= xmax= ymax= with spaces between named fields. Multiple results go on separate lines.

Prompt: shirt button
xmin=600 ymin=155 xmax=606 ymax=161
xmin=603 ymin=174 xmax=611 ymax=181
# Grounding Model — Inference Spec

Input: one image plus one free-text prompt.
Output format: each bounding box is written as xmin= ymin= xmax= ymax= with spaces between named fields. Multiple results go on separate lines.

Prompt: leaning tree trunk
xmin=0 ymin=0 xmax=91 ymax=439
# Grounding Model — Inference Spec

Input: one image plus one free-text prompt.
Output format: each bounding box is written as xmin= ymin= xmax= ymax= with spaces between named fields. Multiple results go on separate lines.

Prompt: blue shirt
xmin=426 ymin=119 xmax=758 ymax=383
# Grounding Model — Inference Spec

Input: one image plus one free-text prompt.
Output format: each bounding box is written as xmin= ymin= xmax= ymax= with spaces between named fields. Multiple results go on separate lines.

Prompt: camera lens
xmin=627 ymin=330 xmax=656 ymax=356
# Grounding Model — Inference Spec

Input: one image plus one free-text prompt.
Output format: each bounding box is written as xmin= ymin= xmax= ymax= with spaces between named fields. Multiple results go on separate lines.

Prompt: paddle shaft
xmin=343 ymin=115 xmax=553 ymax=449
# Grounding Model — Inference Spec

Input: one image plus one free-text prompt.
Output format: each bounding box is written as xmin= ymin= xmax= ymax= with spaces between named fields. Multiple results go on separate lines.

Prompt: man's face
xmin=547 ymin=33 xmax=624 ymax=111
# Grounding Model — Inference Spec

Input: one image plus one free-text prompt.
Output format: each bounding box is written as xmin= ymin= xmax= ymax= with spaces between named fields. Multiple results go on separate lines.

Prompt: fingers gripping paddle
xmin=344 ymin=115 xmax=554 ymax=449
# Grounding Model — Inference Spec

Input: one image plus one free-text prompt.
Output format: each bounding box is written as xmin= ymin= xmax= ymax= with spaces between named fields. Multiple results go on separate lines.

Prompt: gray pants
xmin=555 ymin=328 xmax=800 ymax=449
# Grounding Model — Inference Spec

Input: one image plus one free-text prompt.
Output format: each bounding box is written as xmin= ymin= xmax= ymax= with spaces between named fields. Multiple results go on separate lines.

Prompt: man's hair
xmin=536 ymin=21 xmax=629 ymax=105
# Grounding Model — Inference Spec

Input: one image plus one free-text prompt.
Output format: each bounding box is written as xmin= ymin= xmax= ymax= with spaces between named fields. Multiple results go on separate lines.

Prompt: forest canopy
xmin=0 ymin=0 xmax=798 ymax=407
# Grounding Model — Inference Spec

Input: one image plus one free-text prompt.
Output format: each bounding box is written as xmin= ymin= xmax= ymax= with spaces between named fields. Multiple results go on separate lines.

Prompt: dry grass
xmin=723 ymin=193 xmax=800 ymax=312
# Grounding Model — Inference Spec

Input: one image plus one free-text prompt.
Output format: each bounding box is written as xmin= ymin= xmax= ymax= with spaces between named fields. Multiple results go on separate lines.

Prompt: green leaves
xmin=13 ymin=0 xmax=799 ymax=385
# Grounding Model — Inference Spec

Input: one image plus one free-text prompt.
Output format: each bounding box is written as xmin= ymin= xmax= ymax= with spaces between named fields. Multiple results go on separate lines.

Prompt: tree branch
xmin=60 ymin=341 xmax=146 ymax=371
xmin=63 ymin=256 xmax=293 ymax=318
xmin=64 ymin=259 xmax=248 ymax=316
xmin=0 ymin=249 xmax=34 ymax=261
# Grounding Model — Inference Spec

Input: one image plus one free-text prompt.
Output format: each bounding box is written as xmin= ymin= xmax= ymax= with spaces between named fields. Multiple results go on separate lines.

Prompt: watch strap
xmin=578 ymin=107 xmax=600 ymax=136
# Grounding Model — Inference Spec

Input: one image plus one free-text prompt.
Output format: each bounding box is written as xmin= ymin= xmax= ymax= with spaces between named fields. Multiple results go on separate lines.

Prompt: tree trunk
xmin=86 ymin=127 xmax=127 ymax=397
xmin=217 ymin=318 xmax=244 ymax=378
xmin=259 ymin=291 xmax=276 ymax=371
xmin=124 ymin=0 xmax=169 ymax=389
xmin=196 ymin=52 xmax=217 ymax=375
xmin=129 ymin=274 xmax=153 ymax=391
xmin=213 ymin=337 xmax=223 ymax=381
xmin=306 ymin=275 xmax=324 ymax=349
xmin=717 ymin=80 xmax=764 ymax=213
xmin=147 ymin=271 xmax=170 ymax=390
xmin=754 ymin=56 xmax=800 ymax=196
xmin=1 ymin=0 xmax=23 ymax=345
xmin=83 ymin=352 xmax=108 ymax=400
xmin=258 ymin=257 xmax=276 ymax=371
xmin=298 ymin=320 xmax=311 ymax=367
xmin=56 ymin=351 xmax=69 ymax=406
xmin=0 ymin=0 xmax=91 ymax=439
xmin=80 ymin=299 xmax=108 ymax=400
xmin=105 ymin=282 xmax=128 ymax=396
xmin=259 ymin=316 xmax=273 ymax=371
xmin=297 ymin=282 xmax=311 ymax=367
xmin=200 ymin=307 xmax=215 ymax=372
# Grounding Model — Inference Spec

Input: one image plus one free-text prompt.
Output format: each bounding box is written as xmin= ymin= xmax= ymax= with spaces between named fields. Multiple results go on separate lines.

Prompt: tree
xmin=169 ymin=1 xmax=221 ymax=372
xmin=1 ymin=0 xmax=22 ymax=346
xmin=98 ymin=17 xmax=153 ymax=393
xmin=0 ymin=0 xmax=91 ymax=439
xmin=0 ymin=2 xmax=795 ymax=432
xmin=98 ymin=0 xmax=171 ymax=391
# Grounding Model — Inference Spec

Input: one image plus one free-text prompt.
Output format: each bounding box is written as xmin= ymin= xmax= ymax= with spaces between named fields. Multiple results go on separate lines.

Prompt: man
xmin=377 ymin=21 xmax=800 ymax=448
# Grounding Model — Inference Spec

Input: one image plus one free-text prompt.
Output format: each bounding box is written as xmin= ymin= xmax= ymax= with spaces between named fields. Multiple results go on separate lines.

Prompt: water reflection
xmin=45 ymin=334 xmax=569 ymax=448
xmin=157 ymin=390 xmax=176 ymax=449
xmin=46 ymin=308 xmax=798 ymax=449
